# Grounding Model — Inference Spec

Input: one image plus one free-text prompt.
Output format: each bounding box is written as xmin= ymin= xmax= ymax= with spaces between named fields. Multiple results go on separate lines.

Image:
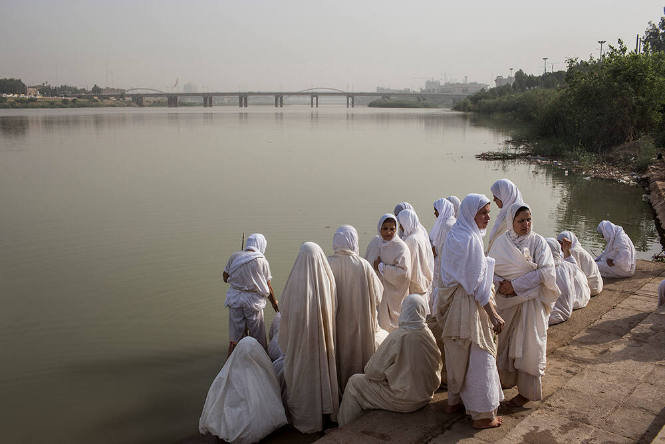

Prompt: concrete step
xmin=316 ymin=261 xmax=665 ymax=444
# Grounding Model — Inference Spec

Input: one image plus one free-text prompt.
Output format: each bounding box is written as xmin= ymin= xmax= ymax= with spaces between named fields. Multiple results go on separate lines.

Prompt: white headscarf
xmin=377 ymin=213 xmax=398 ymax=240
xmin=393 ymin=202 xmax=413 ymax=217
xmin=397 ymin=209 xmax=420 ymax=237
xmin=398 ymin=294 xmax=427 ymax=330
xmin=489 ymin=179 xmax=524 ymax=242
xmin=597 ymin=220 xmax=625 ymax=257
xmin=332 ymin=225 xmax=359 ymax=255
xmin=429 ymin=198 xmax=456 ymax=250
xmin=446 ymin=195 xmax=461 ymax=218
xmin=441 ymin=193 xmax=494 ymax=305
xmin=227 ymin=233 xmax=267 ymax=275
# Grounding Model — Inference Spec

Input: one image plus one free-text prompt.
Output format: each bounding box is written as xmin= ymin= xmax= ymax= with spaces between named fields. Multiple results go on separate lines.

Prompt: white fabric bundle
xmin=549 ymin=238 xmax=591 ymax=310
xmin=268 ymin=313 xmax=282 ymax=361
xmin=278 ymin=242 xmax=339 ymax=433
xmin=557 ymin=230 xmax=603 ymax=295
xmin=199 ymin=337 xmax=287 ymax=443
xmin=596 ymin=220 xmax=636 ymax=278
xmin=487 ymin=179 xmax=523 ymax=253
xmin=328 ymin=225 xmax=385 ymax=392
xmin=398 ymin=209 xmax=434 ymax=308
xmin=489 ymin=203 xmax=559 ymax=377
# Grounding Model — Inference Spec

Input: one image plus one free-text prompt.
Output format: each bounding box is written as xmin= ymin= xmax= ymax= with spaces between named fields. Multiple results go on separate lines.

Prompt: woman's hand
xmin=498 ymin=280 xmax=516 ymax=296
xmin=483 ymin=302 xmax=505 ymax=334
xmin=374 ymin=256 xmax=382 ymax=271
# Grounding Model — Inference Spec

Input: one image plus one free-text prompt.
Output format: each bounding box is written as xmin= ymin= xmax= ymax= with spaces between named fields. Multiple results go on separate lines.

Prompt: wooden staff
xmin=241 ymin=232 xmax=245 ymax=250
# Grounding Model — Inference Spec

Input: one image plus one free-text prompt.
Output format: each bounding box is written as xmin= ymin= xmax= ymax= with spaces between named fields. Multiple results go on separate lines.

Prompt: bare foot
xmin=472 ymin=416 xmax=502 ymax=429
xmin=502 ymin=394 xmax=529 ymax=408
xmin=444 ymin=402 xmax=464 ymax=414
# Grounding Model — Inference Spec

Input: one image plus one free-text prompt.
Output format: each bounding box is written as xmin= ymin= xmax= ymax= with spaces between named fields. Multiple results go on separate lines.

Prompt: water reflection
xmin=0 ymin=116 xmax=29 ymax=137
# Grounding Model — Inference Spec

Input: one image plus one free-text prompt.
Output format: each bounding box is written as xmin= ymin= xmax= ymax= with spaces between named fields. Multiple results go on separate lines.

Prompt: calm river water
xmin=0 ymin=106 xmax=660 ymax=443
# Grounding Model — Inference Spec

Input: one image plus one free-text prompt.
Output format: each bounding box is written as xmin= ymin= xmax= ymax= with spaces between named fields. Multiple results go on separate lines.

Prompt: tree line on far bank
xmin=454 ymin=15 xmax=665 ymax=166
xmin=0 ymin=79 xmax=108 ymax=96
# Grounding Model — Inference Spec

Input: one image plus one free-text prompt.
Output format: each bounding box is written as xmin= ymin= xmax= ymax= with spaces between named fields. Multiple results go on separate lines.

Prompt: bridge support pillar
xmin=346 ymin=95 xmax=354 ymax=108
xmin=203 ymin=96 xmax=213 ymax=107
xmin=310 ymin=95 xmax=314 ymax=108
xmin=133 ymin=96 xmax=144 ymax=106
xmin=311 ymin=95 xmax=319 ymax=108
xmin=351 ymin=95 xmax=354 ymax=108
xmin=167 ymin=95 xmax=178 ymax=107
xmin=279 ymin=96 xmax=283 ymax=107
xmin=239 ymin=95 xmax=248 ymax=108
xmin=275 ymin=95 xmax=279 ymax=107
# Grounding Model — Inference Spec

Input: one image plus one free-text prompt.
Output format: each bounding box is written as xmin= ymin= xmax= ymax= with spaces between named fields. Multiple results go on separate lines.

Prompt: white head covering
xmin=397 ymin=209 xmax=420 ymax=237
xmin=377 ymin=213 xmax=398 ymax=240
xmin=597 ymin=220 xmax=624 ymax=255
xmin=546 ymin=237 xmax=563 ymax=265
xmin=441 ymin=193 xmax=494 ymax=304
xmin=506 ymin=202 xmax=532 ymax=249
xmin=433 ymin=198 xmax=446 ymax=215
xmin=446 ymin=196 xmax=461 ymax=218
xmin=332 ymin=225 xmax=359 ymax=255
xmin=557 ymin=230 xmax=580 ymax=249
xmin=429 ymin=198 xmax=456 ymax=247
xmin=393 ymin=202 xmax=413 ymax=217
xmin=398 ymin=294 xmax=427 ymax=330
xmin=489 ymin=179 xmax=524 ymax=242
xmin=245 ymin=233 xmax=267 ymax=254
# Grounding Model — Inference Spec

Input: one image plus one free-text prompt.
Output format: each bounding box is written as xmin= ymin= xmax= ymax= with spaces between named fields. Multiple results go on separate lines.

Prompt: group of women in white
xmin=199 ymin=178 xmax=638 ymax=442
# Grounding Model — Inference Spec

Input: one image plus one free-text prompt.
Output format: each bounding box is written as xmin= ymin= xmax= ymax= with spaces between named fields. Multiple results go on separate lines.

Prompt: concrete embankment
xmin=317 ymin=260 xmax=665 ymax=444
xmin=648 ymin=160 xmax=665 ymax=243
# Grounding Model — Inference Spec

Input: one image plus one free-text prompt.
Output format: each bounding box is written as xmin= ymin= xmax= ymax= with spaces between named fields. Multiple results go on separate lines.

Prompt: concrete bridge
xmin=72 ymin=88 xmax=470 ymax=108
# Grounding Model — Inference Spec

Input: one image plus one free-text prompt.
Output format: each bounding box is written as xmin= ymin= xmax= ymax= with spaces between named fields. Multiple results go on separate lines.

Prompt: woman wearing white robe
xmin=557 ymin=230 xmax=603 ymax=295
xmin=437 ymin=193 xmax=505 ymax=429
xmin=368 ymin=214 xmax=412 ymax=332
xmin=268 ymin=314 xmax=287 ymax=407
xmin=488 ymin=203 xmax=559 ymax=407
xmin=487 ymin=179 xmax=524 ymax=253
xmin=546 ymin=238 xmax=578 ymax=325
xmin=446 ymin=195 xmax=461 ymax=218
xmin=595 ymin=220 xmax=637 ymax=278
xmin=429 ymin=199 xmax=456 ymax=312
xmin=398 ymin=209 xmax=434 ymax=306
xmin=328 ymin=225 xmax=385 ymax=392
xmin=199 ymin=336 xmax=287 ymax=443
xmin=559 ymin=238 xmax=591 ymax=310
xmin=337 ymin=294 xmax=442 ymax=426
xmin=278 ymin=242 xmax=339 ymax=433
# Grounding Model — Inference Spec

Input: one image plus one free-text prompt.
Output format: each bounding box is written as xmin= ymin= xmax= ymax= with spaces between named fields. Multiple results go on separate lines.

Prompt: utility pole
xmin=598 ymin=40 xmax=606 ymax=60
xmin=542 ymin=57 xmax=548 ymax=74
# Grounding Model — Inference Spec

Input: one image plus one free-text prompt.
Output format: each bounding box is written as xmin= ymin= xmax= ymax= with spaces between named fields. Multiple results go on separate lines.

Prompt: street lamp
xmin=598 ymin=40 xmax=606 ymax=60
xmin=542 ymin=57 xmax=548 ymax=74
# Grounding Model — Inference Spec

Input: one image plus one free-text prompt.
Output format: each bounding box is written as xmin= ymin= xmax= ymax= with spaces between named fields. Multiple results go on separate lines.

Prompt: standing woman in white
xmin=487 ymin=179 xmax=523 ymax=253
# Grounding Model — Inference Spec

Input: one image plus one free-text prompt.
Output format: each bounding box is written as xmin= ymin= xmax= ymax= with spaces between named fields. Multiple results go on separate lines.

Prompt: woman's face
xmin=381 ymin=220 xmax=397 ymax=241
xmin=513 ymin=210 xmax=532 ymax=236
xmin=493 ymin=194 xmax=503 ymax=209
xmin=474 ymin=203 xmax=491 ymax=229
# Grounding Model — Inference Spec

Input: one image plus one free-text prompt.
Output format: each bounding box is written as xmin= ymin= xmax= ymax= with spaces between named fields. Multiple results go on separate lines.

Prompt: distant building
xmin=376 ymin=86 xmax=412 ymax=93
xmin=26 ymin=87 xmax=40 ymax=97
xmin=421 ymin=79 xmax=487 ymax=95
xmin=495 ymin=76 xmax=514 ymax=87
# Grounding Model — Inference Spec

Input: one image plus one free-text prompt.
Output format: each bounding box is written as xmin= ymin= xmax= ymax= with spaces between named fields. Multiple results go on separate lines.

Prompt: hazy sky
xmin=2 ymin=0 xmax=664 ymax=91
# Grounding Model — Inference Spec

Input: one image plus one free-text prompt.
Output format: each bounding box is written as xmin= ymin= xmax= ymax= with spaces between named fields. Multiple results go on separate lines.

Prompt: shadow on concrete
xmin=573 ymin=312 xmax=650 ymax=346
xmin=638 ymin=405 xmax=665 ymax=443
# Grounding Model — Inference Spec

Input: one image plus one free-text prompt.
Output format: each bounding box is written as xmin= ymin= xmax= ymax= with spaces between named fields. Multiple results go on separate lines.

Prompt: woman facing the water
xmin=556 ymin=230 xmax=603 ymax=295
xmin=278 ymin=242 xmax=338 ymax=433
xmin=488 ymin=203 xmax=559 ymax=407
xmin=595 ymin=220 xmax=636 ymax=278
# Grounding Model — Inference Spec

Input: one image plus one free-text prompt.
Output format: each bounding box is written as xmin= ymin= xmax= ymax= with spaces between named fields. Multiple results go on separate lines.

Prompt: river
xmin=0 ymin=106 xmax=659 ymax=443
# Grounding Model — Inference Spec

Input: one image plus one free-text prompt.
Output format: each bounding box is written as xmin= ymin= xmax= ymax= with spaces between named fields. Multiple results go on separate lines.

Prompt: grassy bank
xmin=455 ymin=42 xmax=665 ymax=172
xmin=0 ymin=97 xmax=135 ymax=108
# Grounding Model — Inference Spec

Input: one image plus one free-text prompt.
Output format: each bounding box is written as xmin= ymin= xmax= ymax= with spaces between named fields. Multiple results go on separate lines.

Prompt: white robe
xmin=557 ymin=231 xmax=603 ymax=295
xmin=546 ymin=237 xmax=589 ymax=324
xmin=199 ymin=337 xmax=287 ymax=444
xmin=328 ymin=245 xmax=384 ymax=392
xmin=596 ymin=220 xmax=636 ymax=278
xmin=278 ymin=242 xmax=339 ymax=433
xmin=337 ymin=294 xmax=441 ymax=426
xmin=489 ymin=206 xmax=559 ymax=400
xmin=398 ymin=209 xmax=434 ymax=308
xmin=429 ymin=201 xmax=456 ymax=313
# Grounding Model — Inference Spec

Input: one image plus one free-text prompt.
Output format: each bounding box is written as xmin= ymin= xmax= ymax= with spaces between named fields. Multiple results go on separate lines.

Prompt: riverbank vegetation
xmin=368 ymin=98 xmax=437 ymax=108
xmin=455 ymin=15 xmax=665 ymax=173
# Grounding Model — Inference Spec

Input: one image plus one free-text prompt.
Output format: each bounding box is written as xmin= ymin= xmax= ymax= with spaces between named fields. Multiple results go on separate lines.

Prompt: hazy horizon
xmin=2 ymin=0 xmax=664 ymax=92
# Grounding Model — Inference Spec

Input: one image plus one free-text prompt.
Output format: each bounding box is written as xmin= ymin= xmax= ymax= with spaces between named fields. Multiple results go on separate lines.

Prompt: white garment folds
xmin=328 ymin=225 xmax=384 ymax=392
xmin=596 ymin=220 xmax=636 ymax=278
xmin=487 ymin=179 xmax=523 ymax=253
xmin=278 ymin=242 xmax=339 ymax=433
xmin=199 ymin=337 xmax=287 ymax=444
xmin=546 ymin=238 xmax=577 ymax=325
xmin=557 ymin=230 xmax=603 ymax=295
xmin=398 ymin=209 xmax=434 ymax=307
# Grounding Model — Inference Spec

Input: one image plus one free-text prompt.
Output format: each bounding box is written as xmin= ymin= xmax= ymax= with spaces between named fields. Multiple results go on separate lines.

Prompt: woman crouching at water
xmin=366 ymin=214 xmax=411 ymax=332
xmin=436 ymin=194 xmax=505 ymax=429
xmin=488 ymin=203 xmax=559 ymax=408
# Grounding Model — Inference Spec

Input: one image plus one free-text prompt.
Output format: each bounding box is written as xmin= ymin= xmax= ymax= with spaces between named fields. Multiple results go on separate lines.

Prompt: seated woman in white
xmin=337 ymin=294 xmax=441 ymax=426
xmin=199 ymin=336 xmax=287 ymax=443
xmin=595 ymin=220 xmax=636 ymax=278
xmin=546 ymin=238 xmax=577 ymax=325
xmin=557 ymin=230 xmax=603 ymax=295
xmin=488 ymin=203 xmax=559 ymax=408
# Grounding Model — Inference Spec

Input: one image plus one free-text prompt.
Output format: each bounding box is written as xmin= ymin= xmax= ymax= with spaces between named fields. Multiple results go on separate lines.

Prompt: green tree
xmin=91 ymin=84 xmax=102 ymax=95
xmin=0 ymin=78 xmax=27 ymax=94
xmin=644 ymin=17 xmax=665 ymax=52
